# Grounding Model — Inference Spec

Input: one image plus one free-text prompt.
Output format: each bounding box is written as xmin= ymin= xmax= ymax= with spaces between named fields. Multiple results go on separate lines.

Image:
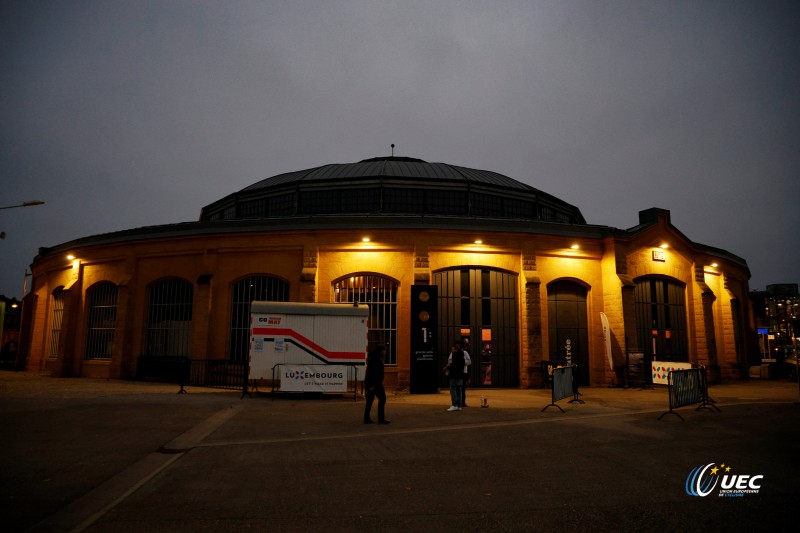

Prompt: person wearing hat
xmin=363 ymin=344 xmax=390 ymax=424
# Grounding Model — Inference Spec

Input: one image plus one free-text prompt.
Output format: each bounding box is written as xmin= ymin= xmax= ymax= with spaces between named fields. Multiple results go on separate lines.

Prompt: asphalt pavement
xmin=1 ymin=370 xmax=798 ymax=532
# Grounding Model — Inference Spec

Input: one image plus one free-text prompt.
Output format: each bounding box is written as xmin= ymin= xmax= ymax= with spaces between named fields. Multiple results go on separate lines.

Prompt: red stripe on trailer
xmin=251 ymin=327 xmax=365 ymax=361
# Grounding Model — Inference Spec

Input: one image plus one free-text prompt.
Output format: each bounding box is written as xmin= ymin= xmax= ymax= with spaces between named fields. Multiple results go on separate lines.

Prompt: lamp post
xmin=0 ymin=200 xmax=45 ymax=240
xmin=0 ymin=200 xmax=45 ymax=210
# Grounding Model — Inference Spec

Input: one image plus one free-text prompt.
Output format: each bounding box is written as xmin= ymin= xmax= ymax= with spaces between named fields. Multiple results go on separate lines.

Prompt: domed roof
xmin=200 ymin=157 xmax=585 ymax=224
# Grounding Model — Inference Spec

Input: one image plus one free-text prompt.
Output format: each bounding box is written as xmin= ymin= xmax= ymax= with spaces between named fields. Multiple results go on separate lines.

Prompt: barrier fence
xmin=136 ymin=356 xmax=247 ymax=395
xmin=189 ymin=359 xmax=247 ymax=391
xmin=541 ymin=365 xmax=584 ymax=412
xmin=658 ymin=366 xmax=720 ymax=420
xmin=624 ymin=351 xmax=653 ymax=389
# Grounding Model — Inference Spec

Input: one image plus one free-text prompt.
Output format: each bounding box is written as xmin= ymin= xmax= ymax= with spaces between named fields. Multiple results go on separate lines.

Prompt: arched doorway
xmin=433 ymin=268 xmax=518 ymax=388
xmin=547 ymin=280 xmax=590 ymax=386
xmin=634 ymin=276 xmax=688 ymax=362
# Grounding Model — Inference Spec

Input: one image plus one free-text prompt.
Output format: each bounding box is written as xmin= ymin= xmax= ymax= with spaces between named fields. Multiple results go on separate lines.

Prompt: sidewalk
xmin=2 ymin=371 xmax=798 ymax=532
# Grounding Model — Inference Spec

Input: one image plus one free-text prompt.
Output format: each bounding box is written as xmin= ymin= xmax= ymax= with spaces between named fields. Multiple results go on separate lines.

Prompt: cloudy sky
xmin=1 ymin=0 xmax=798 ymax=298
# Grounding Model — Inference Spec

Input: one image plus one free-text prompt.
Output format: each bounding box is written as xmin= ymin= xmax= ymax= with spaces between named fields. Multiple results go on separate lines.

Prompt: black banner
xmin=410 ymin=285 xmax=438 ymax=393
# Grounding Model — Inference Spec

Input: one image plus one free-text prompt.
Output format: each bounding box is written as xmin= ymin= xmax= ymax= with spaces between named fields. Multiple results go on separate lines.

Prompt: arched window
xmin=333 ymin=274 xmax=398 ymax=365
xmin=145 ymin=279 xmax=193 ymax=357
xmin=85 ymin=282 xmax=118 ymax=360
xmin=49 ymin=287 xmax=65 ymax=359
xmin=229 ymin=275 xmax=289 ymax=363
xmin=634 ymin=277 xmax=687 ymax=362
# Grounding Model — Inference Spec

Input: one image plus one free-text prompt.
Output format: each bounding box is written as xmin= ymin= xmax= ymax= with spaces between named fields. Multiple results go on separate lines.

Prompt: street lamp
xmin=1 ymin=200 xmax=45 ymax=239
xmin=0 ymin=200 xmax=45 ymax=210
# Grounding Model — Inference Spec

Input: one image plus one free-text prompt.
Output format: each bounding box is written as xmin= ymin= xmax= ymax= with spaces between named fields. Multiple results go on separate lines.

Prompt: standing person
xmin=446 ymin=343 xmax=466 ymax=411
xmin=460 ymin=340 xmax=472 ymax=407
xmin=363 ymin=344 xmax=390 ymax=424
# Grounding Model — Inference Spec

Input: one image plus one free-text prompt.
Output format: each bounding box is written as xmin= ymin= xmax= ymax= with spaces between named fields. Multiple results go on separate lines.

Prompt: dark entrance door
xmin=434 ymin=268 xmax=518 ymax=388
xmin=547 ymin=280 xmax=590 ymax=386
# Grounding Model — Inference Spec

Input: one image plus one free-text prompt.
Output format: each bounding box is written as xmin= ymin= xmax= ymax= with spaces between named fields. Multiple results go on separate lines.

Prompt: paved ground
xmin=1 ymin=370 xmax=798 ymax=532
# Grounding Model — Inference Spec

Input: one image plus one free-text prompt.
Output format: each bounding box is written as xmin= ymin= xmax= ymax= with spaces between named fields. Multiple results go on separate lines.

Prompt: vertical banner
xmin=410 ymin=285 xmax=438 ymax=393
xmin=600 ymin=312 xmax=613 ymax=370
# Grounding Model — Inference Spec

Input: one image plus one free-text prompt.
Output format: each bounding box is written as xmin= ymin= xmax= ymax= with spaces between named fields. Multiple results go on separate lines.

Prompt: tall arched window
xmin=333 ymin=274 xmax=398 ymax=365
xmin=229 ymin=275 xmax=289 ymax=363
xmin=145 ymin=279 xmax=193 ymax=357
xmin=634 ymin=277 xmax=687 ymax=362
xmin=49 ymin=287 xmax=65 ymax=359
xmin=85 ymin=282 xmax=118 ymax=360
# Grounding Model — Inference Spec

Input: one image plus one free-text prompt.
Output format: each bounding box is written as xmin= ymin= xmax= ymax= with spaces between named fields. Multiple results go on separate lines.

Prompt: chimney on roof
xmin=638 ymin=208 xmax=671 ymax=226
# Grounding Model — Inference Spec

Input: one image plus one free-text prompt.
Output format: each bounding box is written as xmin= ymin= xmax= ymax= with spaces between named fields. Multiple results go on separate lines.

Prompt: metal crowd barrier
xmin=658 ymin=366 xmax=720 ymax=420
xmin=541 ymin=364 xmax=584 ymax=412
xmin=135 ymin=355 xmax=190 ymax=393
xmin=624 ymin=351 xmax=653 ymax=389
xmin=188 ymin=359 xmax=247 ymax=391
xmin=136 ymin=356 xmax=249 ymax=396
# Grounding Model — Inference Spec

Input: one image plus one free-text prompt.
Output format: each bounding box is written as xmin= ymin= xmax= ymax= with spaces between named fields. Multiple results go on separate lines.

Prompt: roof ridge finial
xmin=391 ymin=144 xmax=395 ymax=157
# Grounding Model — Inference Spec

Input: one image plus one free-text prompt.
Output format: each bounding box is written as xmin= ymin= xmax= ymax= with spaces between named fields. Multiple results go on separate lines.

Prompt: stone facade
xmin=20 ymin=207 xmax=753 ymax=388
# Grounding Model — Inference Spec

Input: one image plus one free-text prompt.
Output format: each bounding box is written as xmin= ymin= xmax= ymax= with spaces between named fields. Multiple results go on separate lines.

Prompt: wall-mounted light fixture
xmin=659 ymin=243 xmax=669 ymax=249
xmin=361 ymin=237 xmax=370 ymax=242
xmin=66 ymin=254 xmax=76 ymax=261
xmin=570 ymin=244 xmax=580 ymax=250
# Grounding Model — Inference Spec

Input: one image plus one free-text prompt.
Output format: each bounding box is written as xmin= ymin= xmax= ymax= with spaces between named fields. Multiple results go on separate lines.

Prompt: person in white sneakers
xmin=445 ymin=343 xmax=466 ymax=411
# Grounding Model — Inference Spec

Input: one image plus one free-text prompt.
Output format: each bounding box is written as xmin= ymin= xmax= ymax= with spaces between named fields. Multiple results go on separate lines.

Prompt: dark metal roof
xmin=200 ymin=156 xmax=586 ymax=224
xmin=241 ymin=157 xmax=535 ymax=193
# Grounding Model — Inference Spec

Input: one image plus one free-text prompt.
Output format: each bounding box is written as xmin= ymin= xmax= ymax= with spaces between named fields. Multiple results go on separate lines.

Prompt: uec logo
xmin=686 ymin=463 xmax=719 ymax=497
xmin=686 ymin=463 xmax=764 ymax=497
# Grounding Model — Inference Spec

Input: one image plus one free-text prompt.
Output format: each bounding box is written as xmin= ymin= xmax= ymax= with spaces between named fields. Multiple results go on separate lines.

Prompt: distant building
xmin=750 ymin=284 xmax=799 ymax=362
xmin=20 ymin=157 xmax=754 ymax=386
xmin=0 ymin=294 xmax=21 ymax=366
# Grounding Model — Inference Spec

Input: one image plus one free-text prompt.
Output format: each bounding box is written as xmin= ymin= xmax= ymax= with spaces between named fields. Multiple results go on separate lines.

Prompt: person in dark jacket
xmin=446 ymin=343 xmax=466 ymax=411
xmin=363 ymin=344 xmax=390 ymax=424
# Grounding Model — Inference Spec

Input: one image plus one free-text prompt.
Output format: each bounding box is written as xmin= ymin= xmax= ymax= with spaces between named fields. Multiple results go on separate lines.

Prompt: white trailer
xmin=248 ymin=302 xmax=369 ymax=389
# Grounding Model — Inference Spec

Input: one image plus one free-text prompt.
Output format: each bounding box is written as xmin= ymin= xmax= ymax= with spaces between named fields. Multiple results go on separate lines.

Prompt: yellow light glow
xmin=659 ymin=243 xmax=669 ymax=249
xmin=362 ymin=237 xmax=370 ymax=242
xmin=474 ymin=240 xmax=483 ymax=245
xmin=711 ymin=263 xmax=718 ymax=268
xmin=66 ymin=254 xmax=75 ymax=260
xmin=570 ymin=244 xmax=580 ymax=250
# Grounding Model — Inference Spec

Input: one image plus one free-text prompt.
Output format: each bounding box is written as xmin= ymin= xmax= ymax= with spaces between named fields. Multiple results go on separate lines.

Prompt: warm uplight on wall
xmin=361 ymin=237 xmax=370 ymax=243
xmin=570 ymin=244 xmax=580 ymax=250
xmin=474 ymin=239 xmax=483 ymax=245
